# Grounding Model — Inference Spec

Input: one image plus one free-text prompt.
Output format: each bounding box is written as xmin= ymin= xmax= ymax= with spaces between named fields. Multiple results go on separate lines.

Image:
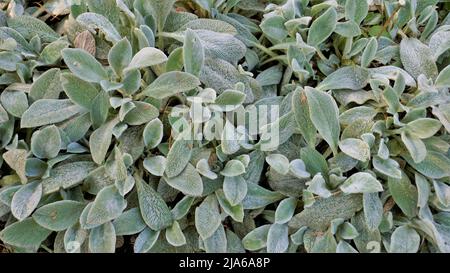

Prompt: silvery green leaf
xmin=400 ymin=37 xmax=438 ymax=80
xmin=292 ymin=89 xmax=316 ymax=147
xmin=289 ymin=194 xmax=363 ymax=231
xmin=165 ymin=129 xmax=193 ymax=178
xmin=60 ymin=71 xmax=98 ymax=107
xmin=415 ymin=173 xmax=430 ymax=209
xmin=289 ymin=159 xmax=310 ymax=179
xmin=136 ymin=176 xmax=173 ymax=231
xmin=338 ymin=138 xmax=371 ymax=162
xmin=317 ymin=66 xmax=369 ymax=91
xmin=62 ymin=48 xmax=107 ymax=83
xmin=334 ymin=21 xmax=361 ymax=37
xmin=165 ymin=163 xmax=203 ymax=196
xmin=260 ymin=15 xmax=288 ymax=41
xmin=242 ymin=182 xmax=284 ymax=210
xmin=390 ymin=225 xmax=420 ymax=253
xmin=31 ymin=125 xmax=61 ymax=159
xmin=404 ymin=118 xmax=441 ymax=139
xmin=213 ymin=90 xmax=246 ymax=106
xmin=143 ymin=71 xmax=200 ymax=99
xmin=112 ymin=208 xmax=146 ymax=236
xmin=76 ymin=12 xmax=121 ymax=43
xmin=89 ymin=117 xmax=119 ymax=164
xmin=401 ymin=131 xmax=427 ymax=163
xmin=435 ymin=65 xmax=450 ymax=88
xmin=126 ymin=47 xmax=167 ymax=71
xmin=90 ymin=90 xmax=109 ymax=129
xmin=266 ymin=223 xmax=289 ymax=253
xmin=433 ymin=180 xmax=450 ymax=207
xmin=204 ymin=224 xmax=227 ymax=253
xmin=108 ymin=37 xmax=132 ymax=76
xmin=7 ymin=15 xmax=59 ymax=43
xmin=171 ymin=196 xmax=195 ymax=221
xmin=403 ymin=151 xmax=450 ymax=179
xmin=134 ymin=227 xmax=160 ymax=253
xmin=143 ymin=156 xmax=166 ymax=177
xmin=307 ymin=7 xmax=337 ymax=47
xmin=11 ymin=181 xmax=42 ymax=221
xmin=145 ymin=0 xmax=176 ymax=31
xmin=123 ymin=101 xmax=159 ymax=126
xmin=21 ymin=99 xmax=82 ymax=128
xmin=183 ymin=28 xmax=204 ymax=77
xmin=0 ymin=103 xmax=9 ymax=123
xmin=240 ymin=221 xmax=271 ymax=252
xmin=89 ymin=222 xmax=116 ymax=253
xmin=306 ymin=173 xmax=332 ymax=198
xmin=305 ymin=87 xmax=340 ymax=155
xmin=372 ymin=156 xmax=402 ymax=179
xmin=223 ymin=175 xmax=247 ymax=206
xmin=215 ymin=190 xmax=243 ymax=222
xmin=361 ymin=37 xmax=378 ymax=68
xmin=388 ymin=173 xmax=418 ymax=218
xmin=30 ymin=68 xmax=62 ymax=100
xmin=0 ymin=218 xmax=51 ymax=249
xmin=337 ymin=222 xmax=359 ymax=240
xmin=64 ymin=224 xmax=87 ymax=253
xmin=345 ymin=0 xmax=368 ymax=24
xmin=0 ymin=90 xmax=28 ymax=118
xmin=300 ymin=147 xmax=329 ymax=177
xmin=221 ymin=120 xmax=240 ymax=155
xmin=275 ymin=197 xmax=297 ymax=224
xmin=86 ymin=185 xmax=127 ymax=226
xmin=220 ymin=160 xmax=246 ymax=177
xmin=432 ymin=103 xmax=450 ymax=133
xmin=33 ymin=200 xmax=85 ymax=231
xmin=0 ymin=51 xmax=21 ymax=71
xmin=142 ymin=118 xmax=163 ymax=149
xmin=336 ymin=240 xmax=358 ymax=253
xmin=266 ymin=154 xmax=289 ymax=175
xmin=122 ymin=69 xmax=141 ymax=95
xmin=42 ymin=161 xmax=96 ymax=194
xmin=363 ymin=193 xmax=383 ymax=231
xmin=195 ymin=195 xmax=221 ymax=240
xmin=226 ymin=229 xmax=245 ymax=253
xmin=165 ymin=221 xmax=186 ymax=247
xmin=196 ymin=158 xmax=218 ymax=179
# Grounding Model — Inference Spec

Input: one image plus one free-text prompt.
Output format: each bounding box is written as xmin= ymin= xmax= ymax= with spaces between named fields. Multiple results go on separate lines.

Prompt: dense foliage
xmin=0 ymin=0 xmax=449 ymax=253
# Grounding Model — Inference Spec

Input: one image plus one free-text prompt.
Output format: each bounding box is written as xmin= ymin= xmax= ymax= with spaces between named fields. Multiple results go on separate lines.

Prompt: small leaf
xmin=136 ymin=177 xmax=173 ymax=231
xmin=266 ymin=223 xmax=289 ymax=253
xmin=339 ymin=138 xmax=370 ymax=162
xmin=165 ymin=129 xmax=193 ymax=178
xmin=31 ymin=125 xmax=61 ymax=159
xmin=165 ymin=163 xmax=203 ymax=196
xmin=242 ymin=224 xmax=270 ymax=251
xmin=401 ymin=131 xmax=427 ymax=163
xmin=126 ymin=47 xmax=167 ymax=71
xmin=30 ymin=68 xmax=62 ymax=100
xmin=61 ymin=72 xmax=99 ymax=109
xmin=42 ymin=161 xmax=97 ymax=194
xmin=165 ymin=221 xmax=186 ymax=247
xmin=21 ymin=99 xmax=82 ymax=128
xmin=317 ymin=66 xmax=369 ymax=91
xmin=400 ymin=37 xmax=438 ymax=80
xmin=223 ymin=175 xmax=247 ymax=206
xmin=275 ymin=197 xmax=297 ymax=224
xmin=361 ymin=37 xmax=378 ymax=68
xmin=266 ymin=154 xmax=289 ymax=175
xmin=405 ymin=118 xmax=442 ymax=139
xmin=134 ymin=227 xmax=160 ymax=253
xmin=108 ymin=38 xmax=132 ymax=76
xmin=372 ymin=156 xmax=402 ymax=179
xmin=89 ymin=117 xmax=120 ymax=164
xmin=11 ymin=181 xmax=42 ymax=221
xmin=2 ymin=149 xmax=28 ymax=183
xmin=7 ymin=15 xmax=59 ymax=43
xmin=86 ymin=185 xmax=127 ymax=226
xmin=345 ymin=0 xmax=369 ymax=24
xmin=142 ymin=71 xmax=200 ymax=99
xmin=33 ymin=200 xmax=85 ymax=231
xmin=340 ymin=172 xmax=383 ymax=194
xmin=143 ymin=118 xmax=163 ymax=149
xmin=292 ymin=89 xmax=316 ymax=147
xmin=0 ymin=218 xmax=51 ymax=249
xmin=183 ymin=28 xmax=204 ymax=77
xmin=215 ymin=190 xmax=244 ymax=222
xmin=76 ymin=12 xmax=121 ymax=43
xmin=305 ymin=87 xmax=340 ymax=155
xmin=435 ymin=65 xmax=450 ymax=88
xmin=388 ymin=173 xmax=418 ymax=218
xmin=307 ymin=7 xmax=337 ymax=46
xmin=363 ymin=193 xmax=383 ymax=231
xmin=220 ymin=160 xmax=246 ymax=177
xmin=403 ymin=151 xmax=450 ymax=179
xmin=143 ymin=156 xmax=166 ymax=177
xmin=89 ymin=222 xmax=116 ymax=253
xmin=390 ymin=225 xmax=420 ymax=253
xmin=62 ymin=48 xmax=107 ymax=83
xmin=195 ymin=195 xmax=221 ymax=240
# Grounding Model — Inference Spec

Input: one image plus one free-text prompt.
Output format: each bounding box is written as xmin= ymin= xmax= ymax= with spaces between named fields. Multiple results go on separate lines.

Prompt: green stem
xmin=248 ymin=41 xmax=278 ymax=58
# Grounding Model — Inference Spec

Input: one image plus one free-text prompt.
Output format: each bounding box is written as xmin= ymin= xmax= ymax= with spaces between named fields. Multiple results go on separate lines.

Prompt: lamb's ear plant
xmin=0 ymin=0 xmax=449 ymax=253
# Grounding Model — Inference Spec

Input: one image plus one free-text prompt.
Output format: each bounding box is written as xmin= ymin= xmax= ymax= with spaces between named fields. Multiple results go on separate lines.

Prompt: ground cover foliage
xmin=0 ymin=0 xmax=449 ymax=253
